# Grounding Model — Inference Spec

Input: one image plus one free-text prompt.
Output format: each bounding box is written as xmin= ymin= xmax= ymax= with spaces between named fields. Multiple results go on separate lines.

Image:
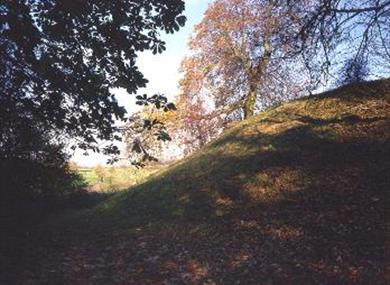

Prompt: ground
xmin=1 ymin=79 xmax=389 ymax=284
xmin=78 ymin=166 xmax=162 ymax=192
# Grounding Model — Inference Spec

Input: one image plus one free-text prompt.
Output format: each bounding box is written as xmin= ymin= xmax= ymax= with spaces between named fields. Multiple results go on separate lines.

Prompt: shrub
xmin=337 ymin=56 xmax=369 ymax=86
xmin=0 ymin=114 xmax=86 ymax=202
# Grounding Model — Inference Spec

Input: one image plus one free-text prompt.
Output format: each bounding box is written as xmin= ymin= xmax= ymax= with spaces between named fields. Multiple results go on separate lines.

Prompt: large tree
xmin=179 ymin=0 xmax=308 ymax=122
xmin=175 ymin=0 xmax=390 ymax=155
xmin=172 ymin=0 xmax=308 ymax=154
xmin=0 ymin=0 xmax=186 ymax=157
xmin=180 ymin=0 xmax=390 ymax=120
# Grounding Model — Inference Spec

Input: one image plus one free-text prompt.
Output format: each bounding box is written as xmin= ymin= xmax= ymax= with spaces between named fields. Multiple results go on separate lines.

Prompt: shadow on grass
xmin=78 ymin=79 xmax=389 ymax=232
xmin=0 ymin=189 xmax=114 ymax=283
xmin=87 ymin=112 xmax=388 ymax=235
xmin=5 ymin=79 xmax=389 ymax=284
xmin=51 ymin=119 xmax=387 ymax=283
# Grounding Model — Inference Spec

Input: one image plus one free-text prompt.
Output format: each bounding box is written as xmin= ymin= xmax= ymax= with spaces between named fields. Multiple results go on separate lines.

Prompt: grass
xmin=77 ymin=165 xmax=163 ymax=192
xmin=76 ymin=79 xmax=389 ymax=231
xmin=78 ymin=168 xmax=99 ymax=185
xmin=6 ymin=79 xmax=390 ymax=284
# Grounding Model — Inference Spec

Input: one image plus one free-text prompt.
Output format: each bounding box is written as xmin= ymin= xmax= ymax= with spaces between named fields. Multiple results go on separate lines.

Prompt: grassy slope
xmin=84 ymin=79 xmax=389 ymax=229
xmin=16 ymin=79 xmax=390 ymax=284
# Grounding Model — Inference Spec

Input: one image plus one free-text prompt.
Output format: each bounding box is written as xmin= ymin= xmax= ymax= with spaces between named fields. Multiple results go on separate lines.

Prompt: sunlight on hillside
xmin=3 ymin=0 xmax=390 ymax=283
xmin=41 ymin=79 xmax=389 ymax=284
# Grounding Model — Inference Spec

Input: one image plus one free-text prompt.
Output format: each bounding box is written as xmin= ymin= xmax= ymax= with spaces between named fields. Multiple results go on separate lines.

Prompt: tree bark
xmin=243 ymin=84 xmax=257 ymax=119
xmin=242 ymin=2 xmax=273 ymax=120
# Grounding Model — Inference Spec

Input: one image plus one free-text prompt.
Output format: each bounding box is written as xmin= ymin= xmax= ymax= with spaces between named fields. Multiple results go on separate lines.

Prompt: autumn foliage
xmin=174 ymin=0 xmax=310 ymax=153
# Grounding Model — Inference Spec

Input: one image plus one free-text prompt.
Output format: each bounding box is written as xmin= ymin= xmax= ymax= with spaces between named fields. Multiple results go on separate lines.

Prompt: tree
xmin=0 ymin=0 xmax=186 ymax=157
xmin=122 ymin=94 xmax=177 ymax=167
xmin=0 ymin=1 xmax=186 ymax=198
xmin=0 ymin=115 xmax=84 ymax=199
xmin=295 ymin=0 xmax=390 ymax=83
xmin=173 ymin=0 xmax=309 ymax=154
xmin=337 ymin=55 xmax=369 ymax=86
xmin=179 ymin=0 xmax=308 ymax=122
xmin=172 ymin=91 xmax=224 ymax=155
xmin=174 ymin=0 xmax=390 ymax=155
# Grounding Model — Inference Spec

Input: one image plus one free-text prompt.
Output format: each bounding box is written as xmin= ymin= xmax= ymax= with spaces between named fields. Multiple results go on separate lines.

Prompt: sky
xmin=72 ymin=0 xmax=213 ymax=167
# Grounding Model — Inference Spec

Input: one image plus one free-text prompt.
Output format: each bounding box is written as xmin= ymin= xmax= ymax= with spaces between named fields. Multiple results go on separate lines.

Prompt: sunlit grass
xmin=77 ymin=165 xmax=164 ymax=192
xmin=26 ymin=79 xmax=390 ymax=284
xmin=58 ymin=79 xmax=389 ymax=237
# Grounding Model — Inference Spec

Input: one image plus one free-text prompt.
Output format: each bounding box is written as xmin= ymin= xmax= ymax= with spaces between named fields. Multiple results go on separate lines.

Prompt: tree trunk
xmin=242 ymin=22 xmax=271 ymax=120
xmin=242 ymin=2 xmax=273 ymax=119
xmin=243 ymin=85 xmax=257 ymax=119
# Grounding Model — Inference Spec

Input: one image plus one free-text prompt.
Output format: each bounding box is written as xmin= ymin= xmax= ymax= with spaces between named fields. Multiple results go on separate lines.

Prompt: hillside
xmin=9 ymin=79 xmax=390 ymax=284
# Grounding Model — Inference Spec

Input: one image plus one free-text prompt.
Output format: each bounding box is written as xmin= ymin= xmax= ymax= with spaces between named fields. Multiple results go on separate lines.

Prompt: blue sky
xmin=114 ymin=0 xmax=212 ymax=112
xmin=73 ymin=0 xmax=213 ymax=166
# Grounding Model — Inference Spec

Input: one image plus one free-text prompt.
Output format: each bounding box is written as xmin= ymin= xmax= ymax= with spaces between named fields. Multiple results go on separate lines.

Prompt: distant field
xmin=78 ymin=168 xmax=99 ymax=184
xmin=77 ymin=166 xmax=163 ymax=192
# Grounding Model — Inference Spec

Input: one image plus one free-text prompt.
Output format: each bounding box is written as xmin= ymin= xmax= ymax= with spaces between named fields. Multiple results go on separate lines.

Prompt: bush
xmin=337 ymin=56 xmax=369 ymax=86
xmin=0 ymin=158 xmax=86 ymax=202
xmin=0 ymin=112 xmax=86 ymax=202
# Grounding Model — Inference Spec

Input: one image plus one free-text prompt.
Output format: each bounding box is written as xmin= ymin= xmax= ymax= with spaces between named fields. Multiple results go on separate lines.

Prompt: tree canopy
xmin=295 ymin=0 xmax=390 ymax=83
xmin=0 ymin=0 xmax=186 ymax=197
xmin=180 ymin=0 xmax=308 ymax=121
xmin=0 ymin=0 xmax=186 ymax=157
